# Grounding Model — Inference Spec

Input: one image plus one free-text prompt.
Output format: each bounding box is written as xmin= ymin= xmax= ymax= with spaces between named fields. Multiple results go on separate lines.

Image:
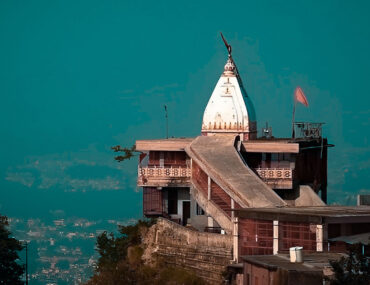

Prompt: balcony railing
xmin=255 ymin=168 xmax=293 ymax=179
xmin=138 ymin=166 xmax=191 ymax=187
xmin=139 ymin=166 xmax=191 ymax=177
xmin=255 ymin=168 xmax=293 ymax=189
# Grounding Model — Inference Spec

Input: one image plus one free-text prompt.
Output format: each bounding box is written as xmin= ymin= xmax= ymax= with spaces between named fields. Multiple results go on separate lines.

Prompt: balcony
xmin=138 ymin=166 xmax=191 ymax=187
xmin=255 ymin=168 xmax=294 ymax=189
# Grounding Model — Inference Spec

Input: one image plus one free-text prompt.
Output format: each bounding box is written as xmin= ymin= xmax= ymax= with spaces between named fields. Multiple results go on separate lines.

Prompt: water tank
xmin=289 ymin=246 xmax=303 ymax=263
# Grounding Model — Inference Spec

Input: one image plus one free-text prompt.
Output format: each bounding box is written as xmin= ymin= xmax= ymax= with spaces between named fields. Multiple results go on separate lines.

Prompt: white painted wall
xmin=201 ymin=60 xmax=256 ymax=135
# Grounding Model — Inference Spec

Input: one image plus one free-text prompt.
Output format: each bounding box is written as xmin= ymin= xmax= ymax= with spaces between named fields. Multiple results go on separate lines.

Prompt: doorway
xmin=182 ymin=201 xmax=190 ymax=226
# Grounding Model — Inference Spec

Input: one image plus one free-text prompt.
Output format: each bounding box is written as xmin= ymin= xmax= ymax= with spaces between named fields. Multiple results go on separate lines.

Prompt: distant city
xmin=8 ymin=216 xmax=137 ymax=285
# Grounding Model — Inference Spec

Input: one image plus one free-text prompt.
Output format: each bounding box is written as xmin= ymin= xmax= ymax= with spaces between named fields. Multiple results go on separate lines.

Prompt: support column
xmin=316 ymin=224 xmax=323 ymax=252
xmin=159 ymin=151 xmax=164 ymax=167
xmin=233 ymin=217 xmax=239 ymax=262
xmin=207 ymin=176 xmax=211 ymax=200
xmin=273 ymin=220 xmax=279 ymax=255
xmin=207 ymin=177 xmax=212 ymax=228
xmin=231 ymin=199 xmax=235 ymax=220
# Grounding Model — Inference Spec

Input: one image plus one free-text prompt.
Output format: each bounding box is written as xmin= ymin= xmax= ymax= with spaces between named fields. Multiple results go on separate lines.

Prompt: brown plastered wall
xmin=244 ymin=263 xmax=323 ymax=285
xmin=192 ymin=160 xmax=208 ymax=196
xmin=142 ymin=217 xmax=233 ymax=284
xmin=211 ymin=180 xmax=232 ymax=217
xmin=238 ymin=218 xmax=318 ymax=257
xmin=239 ymin=218 xmax=274 ymax=256
xmin=280 ymin=221 xmax=316 ymax=251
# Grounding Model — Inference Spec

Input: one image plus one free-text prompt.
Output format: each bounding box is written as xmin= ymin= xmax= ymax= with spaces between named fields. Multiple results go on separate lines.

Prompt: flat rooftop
xmin=242 ymin=140 xmax=299 ymax=153
xmin=135 ymin=138 xmax=194 ymax=151
xmin=242 ymin=252 xmax=345 ymax=272
xmin=135 ymin=135 xmax=326 ymax=153
xmin=234 ymin=206 xmax=370 ymax=223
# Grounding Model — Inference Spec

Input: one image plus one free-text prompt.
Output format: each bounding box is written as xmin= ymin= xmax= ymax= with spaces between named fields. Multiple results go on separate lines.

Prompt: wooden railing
xmin=138 ymin=166 xmax=191 ymax=187
xmin=255 ymin=168 xmax=293 ymax=179
xmin=139 ymin=166 xmax=191 ymax=177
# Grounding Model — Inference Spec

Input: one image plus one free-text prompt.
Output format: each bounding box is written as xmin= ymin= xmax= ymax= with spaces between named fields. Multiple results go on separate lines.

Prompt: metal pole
xmin=164 ymin=105 xmax=168 ymax=139
xmin=291 ymin=99 xmax=297 ymax=138
xmin=25 ymin=242 xmax=28 ymax=285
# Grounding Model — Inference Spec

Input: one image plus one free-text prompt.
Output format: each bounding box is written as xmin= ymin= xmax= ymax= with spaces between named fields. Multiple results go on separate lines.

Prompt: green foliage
xmin=111 ymin=145 xmax=140 ymax=162
xmin=95 ymin=232 xmax=121 ymax=271
xmin=329 ymin=243 xmax=370 ymax=285
xmin=86 ymin=219 xmax=206 ymax=285
xmin=0 ymin=214 xmax=25 ymax=285
xmin=95 ymin=219 xmax=155 ymax=272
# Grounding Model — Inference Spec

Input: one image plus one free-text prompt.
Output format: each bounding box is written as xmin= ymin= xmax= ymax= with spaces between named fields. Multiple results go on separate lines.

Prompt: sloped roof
xmin=329 ymin=232 xmax=370 ymax=244
xmin=185 ymin=136 xmax=286 ymax=208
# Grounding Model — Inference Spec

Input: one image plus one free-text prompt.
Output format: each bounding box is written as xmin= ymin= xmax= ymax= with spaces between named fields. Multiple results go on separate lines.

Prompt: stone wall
xmin=142 ymin=217 xmax=233 ymax=284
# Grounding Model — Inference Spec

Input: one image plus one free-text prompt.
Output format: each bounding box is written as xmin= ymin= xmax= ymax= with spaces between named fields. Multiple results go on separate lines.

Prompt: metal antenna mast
xmin=164 ymin=105 xmax=168 ymax=139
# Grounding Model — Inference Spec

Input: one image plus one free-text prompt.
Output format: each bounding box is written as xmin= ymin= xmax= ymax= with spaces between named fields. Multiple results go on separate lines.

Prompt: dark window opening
xmin=168 ymin=189 xmax=178 ymax=215
xmin=196 ymin=203 xmax=205 ymax=215
xmin=143 ymin=187 xmax=162 ymax=216
xmin=182 ymin=201 xmax=190 ymax=226
xmin=148 ymin=151 xmax=161 ymax=166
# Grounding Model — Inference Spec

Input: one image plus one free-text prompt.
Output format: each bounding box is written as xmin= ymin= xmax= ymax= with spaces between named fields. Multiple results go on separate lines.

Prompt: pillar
xmin=316 ymin=224 xmax=323 ymax=252
xmin=233 ymin=217 xmax=239 ymax=262
xmin=207 ymin=176 xmax=211 ymax=200
xmin=231 ymin=199 xmax=235 ymax=220
xmin=273 ymin=220 xmax=279 ymax=255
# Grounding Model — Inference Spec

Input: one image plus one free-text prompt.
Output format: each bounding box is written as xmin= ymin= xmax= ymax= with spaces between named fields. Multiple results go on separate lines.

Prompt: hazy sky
xmin=1 ymin=0 xmax=369 ymax=219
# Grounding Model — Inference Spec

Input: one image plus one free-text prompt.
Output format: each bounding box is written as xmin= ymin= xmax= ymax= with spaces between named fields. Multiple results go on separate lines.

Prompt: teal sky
xmin=1 ymin=0 xmax=369 ymax=219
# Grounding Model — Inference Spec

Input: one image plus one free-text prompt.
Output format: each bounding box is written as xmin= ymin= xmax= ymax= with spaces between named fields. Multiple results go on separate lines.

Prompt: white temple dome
xmin=201 ymin=54 xmax=257 ymax=141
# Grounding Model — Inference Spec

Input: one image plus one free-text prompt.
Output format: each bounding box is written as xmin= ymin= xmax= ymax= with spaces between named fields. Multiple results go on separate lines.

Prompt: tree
xmin=329 ymin=243 xmax=369 ymax=285
xmin=95 ymin=219 xmax=155 ymax=272
xmin=0 ymin=214 xmax=24 ymax=285
xmin=85 ymin=219 xmax=206 ymax=285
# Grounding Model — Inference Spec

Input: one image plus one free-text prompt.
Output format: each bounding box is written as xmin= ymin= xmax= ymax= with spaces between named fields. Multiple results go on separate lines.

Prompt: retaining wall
xmin=142 ymin=217 xmax=233 ymax=284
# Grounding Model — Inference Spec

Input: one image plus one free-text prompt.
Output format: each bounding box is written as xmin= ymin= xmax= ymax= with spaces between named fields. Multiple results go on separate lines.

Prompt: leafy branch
xmin=111 ymin=145 xmax=141 ymax=162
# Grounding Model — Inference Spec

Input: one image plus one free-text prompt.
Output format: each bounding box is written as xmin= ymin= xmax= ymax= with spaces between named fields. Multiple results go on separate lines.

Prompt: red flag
xmin=295 ymin=87 xmax=309 ymax=107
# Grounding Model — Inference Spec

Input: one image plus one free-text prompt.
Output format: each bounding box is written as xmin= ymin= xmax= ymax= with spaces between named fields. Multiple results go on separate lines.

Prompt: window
xmin=148 ymin=151 xmax=160 ymax=166
xmin=196 ymin=203 xmax=205 ymax=215
xmin=168 ymin=190 xmax=178 ymax=215
xmin=143 ymin=188 xmax=162 ymax=215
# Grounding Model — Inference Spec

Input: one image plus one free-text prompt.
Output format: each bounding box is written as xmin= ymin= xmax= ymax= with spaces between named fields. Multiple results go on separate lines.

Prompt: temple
xmin=134 ymin=36 xmax=370 ymax=284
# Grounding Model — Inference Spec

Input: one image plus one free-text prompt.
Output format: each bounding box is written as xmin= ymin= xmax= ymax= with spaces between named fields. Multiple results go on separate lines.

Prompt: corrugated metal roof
xmin=329 ymin=232 xmax=370 ymax=244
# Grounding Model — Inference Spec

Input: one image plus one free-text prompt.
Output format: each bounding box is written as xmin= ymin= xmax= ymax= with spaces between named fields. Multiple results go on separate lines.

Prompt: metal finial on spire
xmin=220 ymin=32 xmax=232 ymax=57
xmin=220 ymin=33 xmax=244 ymax=85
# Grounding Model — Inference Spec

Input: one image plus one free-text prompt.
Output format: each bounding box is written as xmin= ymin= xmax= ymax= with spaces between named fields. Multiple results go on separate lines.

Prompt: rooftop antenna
xmin=164 ymin=105 xmax=168 ymax=139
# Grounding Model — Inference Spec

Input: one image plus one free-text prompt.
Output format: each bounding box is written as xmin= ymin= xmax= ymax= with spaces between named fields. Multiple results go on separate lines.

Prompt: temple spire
xmin=201 ymin=34 xmax=257 ymax=141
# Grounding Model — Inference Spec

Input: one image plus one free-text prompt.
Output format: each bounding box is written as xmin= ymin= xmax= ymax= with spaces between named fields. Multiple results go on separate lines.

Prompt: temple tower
xmin=201 ymin=38 xmax=257 ymax=141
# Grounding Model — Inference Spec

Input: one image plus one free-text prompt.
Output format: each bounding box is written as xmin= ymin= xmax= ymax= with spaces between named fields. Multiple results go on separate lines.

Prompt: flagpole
xmin=292 ymin=97 xmax=297 ymax=138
